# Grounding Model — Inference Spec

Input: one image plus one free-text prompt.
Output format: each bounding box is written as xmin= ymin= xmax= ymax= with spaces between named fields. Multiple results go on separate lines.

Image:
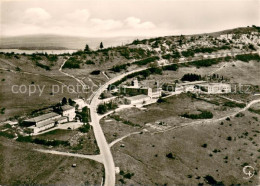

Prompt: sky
xmin=0 ymin=0 xmax=259 ymax=37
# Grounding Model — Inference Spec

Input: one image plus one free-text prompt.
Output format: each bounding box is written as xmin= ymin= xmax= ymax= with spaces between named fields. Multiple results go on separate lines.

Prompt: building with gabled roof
xmin=61 ymin=105 xmax=76 ymax=121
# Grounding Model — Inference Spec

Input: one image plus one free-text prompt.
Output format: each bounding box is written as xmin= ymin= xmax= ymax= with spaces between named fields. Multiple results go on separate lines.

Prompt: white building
xmin=25 ymin=112 xmax=61 ymax=134
xmin=61 ymin=105 xmax=76 ymax=121
xmin=202 ymin=83 xmax=231 ymax=94
xmin=28 ymin=120 xmax=56 ymax=134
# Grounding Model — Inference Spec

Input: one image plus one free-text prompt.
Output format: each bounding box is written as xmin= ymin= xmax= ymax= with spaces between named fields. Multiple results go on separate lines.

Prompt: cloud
xmin=66 ymin=9 xmax=90 ymax=23
xmin=90 ymin=18 xmax=123 ymax=30
xmin=125 ymin=17 xmax=155 ymax=29
xmin=23 ymin=8 xmax=51 ymax=24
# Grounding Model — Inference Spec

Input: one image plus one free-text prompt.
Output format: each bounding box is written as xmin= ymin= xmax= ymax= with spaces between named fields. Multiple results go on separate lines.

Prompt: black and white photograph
xmin=0 ymin=0 xmax=259 ymax=185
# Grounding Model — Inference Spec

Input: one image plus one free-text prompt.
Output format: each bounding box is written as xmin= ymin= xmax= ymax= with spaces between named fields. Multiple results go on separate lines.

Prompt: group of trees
xmin=181 ymin=73 xmax=202 ymax=82
xmin=110 ymin=63 xmax=130 ymax=72
xmin=97 ymin=101 xmax=118 ymax=114
xmin=84 ymin=42 xmax=104 ymax=53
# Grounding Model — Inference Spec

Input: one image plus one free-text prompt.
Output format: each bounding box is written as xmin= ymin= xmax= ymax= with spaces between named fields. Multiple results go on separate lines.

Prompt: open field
xmin=0 ymin=137 xmax=104 ymax=185
xmin=100 ymin=114 xmax=142 ymax=144
xmin=0 ymin=70 xmax=80 ymax=121
xmin=111 ymin=110 xmax=260 ymax=185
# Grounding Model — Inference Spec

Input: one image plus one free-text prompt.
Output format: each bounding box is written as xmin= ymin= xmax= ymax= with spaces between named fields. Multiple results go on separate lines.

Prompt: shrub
xmin=86 ymin=60 xmax=95 ymax=64
xmin=90 ymin=70 xmax=101 ymax=75
xmin=133 ymin=56 xmax=159 ymax=66
xmin=162 ymin=64 xmax=178 ymax=71
xmin=226 ymin=136 xmax=232 ymax=141
xmin=181 ymin=110 xmax=213 ymax=119
xmin=201 ymin=143 xmax=207 ymax=148
xmin=111 ymin=63 xmax=130 ymax=72
xmin=63 ymin=57 xmax=81 ymax=69
xmin=224 ymin=101 xmax=246 ymax=108
xmin=235 ymin=54 xmax=260 ymax=62
xmin=78 ymin=124 xmax=91 ymax=133
xmin=166 ymin=152 xmax=175 ymax=159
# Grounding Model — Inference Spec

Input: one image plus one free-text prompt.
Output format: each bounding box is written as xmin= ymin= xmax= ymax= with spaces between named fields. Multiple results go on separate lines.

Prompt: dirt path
xmin=109 ymin=131 xmax=141 ymax=148
xmin=153 ymin=98 xmax=260 ymax=134
xmin=34 ymin=149 xmax=104 ymax=163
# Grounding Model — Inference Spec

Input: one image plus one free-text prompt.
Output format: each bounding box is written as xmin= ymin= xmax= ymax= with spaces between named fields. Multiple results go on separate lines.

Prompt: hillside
xmin=0 ymin=26 xmax=259 ymax=122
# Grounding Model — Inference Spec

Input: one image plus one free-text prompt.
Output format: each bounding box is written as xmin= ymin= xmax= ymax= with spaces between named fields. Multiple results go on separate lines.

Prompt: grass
xmin=112 ymin=113 xmax=259 ymax=185
xmin=0 ymin=137 xmax=103 ymax=185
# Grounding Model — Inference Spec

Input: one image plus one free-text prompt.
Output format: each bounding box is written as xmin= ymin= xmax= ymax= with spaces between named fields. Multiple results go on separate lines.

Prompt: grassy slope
xmin=112 ymin=110 xmax=259 ymax=185
xmin=0 ymin=137 xmax=103 ymax=185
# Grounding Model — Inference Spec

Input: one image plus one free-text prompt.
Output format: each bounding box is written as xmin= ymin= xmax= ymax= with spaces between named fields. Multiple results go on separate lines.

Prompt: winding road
xmin=35 ymin=51 xmax=259 ymax=186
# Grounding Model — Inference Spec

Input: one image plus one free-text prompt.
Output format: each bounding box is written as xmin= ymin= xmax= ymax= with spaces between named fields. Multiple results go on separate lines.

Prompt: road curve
xmin=88 ymin=67 xmax=147 ymax=186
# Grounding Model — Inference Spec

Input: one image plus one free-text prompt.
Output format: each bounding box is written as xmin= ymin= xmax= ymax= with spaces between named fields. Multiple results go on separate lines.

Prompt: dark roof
xmin=36 ymin=119 xmax=55 ymax=128
xmin=24 ymin=112 xmax=60 ymax=123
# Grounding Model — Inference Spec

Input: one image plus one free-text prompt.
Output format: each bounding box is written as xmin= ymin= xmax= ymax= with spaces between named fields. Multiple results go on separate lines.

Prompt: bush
xmin=181 ymin=110 xmax=213 ymax=119
xmin=0 ymin=131 xmax=15 ymax=139
xmin=63 ymin=57 xmax=81 ymax=69
xmin=111 ymin=63 xmax=130 ymax=72
xmin=78 ymin=124 xmax=91 ymax=133
xmin=17 ymin=136 xmax=69 ymax=146
xmin=90 ymin=70 xmax=101 ymax=75
xmin=224 ymin=101 xmax=246 ymax=108
xmin=86 ymin=60 xmax=95 ymax=64
xmin=162 ymin=64 xmax=178 ymax=71
xmin=204 ymin=175 xmax=224 ymax=185
xmin=133 ymin=56 xmax=159 ymax=66
xmin=166 ymin=152 xmax=175 ymax=159
xmin=235 ymin=54 xmax=260 ymax=62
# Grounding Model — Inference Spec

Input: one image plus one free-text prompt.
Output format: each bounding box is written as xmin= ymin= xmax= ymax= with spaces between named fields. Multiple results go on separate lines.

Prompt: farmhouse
xmin=125 ymin=94 xmax=151 ymax=105
xmin=24 ymin=112 xmax=61 ymax=134
xmin=61 ymin=105 xmax=76 ymax=121
xmin=28 ymin=120 xmax=56 ymax=134
xmin=23 ymin=112 xmax=61 ymax=127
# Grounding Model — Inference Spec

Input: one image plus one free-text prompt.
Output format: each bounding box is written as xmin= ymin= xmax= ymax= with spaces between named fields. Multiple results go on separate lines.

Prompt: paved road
xmin=58 ymin=51 xmax=260 ymax=186
xmin=88 ymin=67 xmax=148 ymax=186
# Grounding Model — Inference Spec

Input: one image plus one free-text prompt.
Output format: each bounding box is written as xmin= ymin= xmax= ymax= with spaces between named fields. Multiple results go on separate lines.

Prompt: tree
xmin=100 ymin=42 xmax=104 ymax=49
xmin=84 ymin=44 xmax=90 ymax=52
xmin=68 ymin=98 xmax=75 ymax=106
xmin=62 ymin=97 xmax=67 ymax=105
xmin=97 ymin=104 xmax=107 ymax=114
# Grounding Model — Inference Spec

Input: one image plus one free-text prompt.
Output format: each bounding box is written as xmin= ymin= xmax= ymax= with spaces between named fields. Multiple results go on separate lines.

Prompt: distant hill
xmin=0 ymin=35 xmax=147 ymax=50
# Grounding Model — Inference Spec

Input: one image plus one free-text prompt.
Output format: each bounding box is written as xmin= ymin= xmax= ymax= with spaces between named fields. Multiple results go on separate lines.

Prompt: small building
xmin=73 ymin=98 xmax=86 ymax=110
xmin=125 ymin=94 xmax=151 ymax=105
xmin=61 ymin=105 xmax=76 ymax=121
